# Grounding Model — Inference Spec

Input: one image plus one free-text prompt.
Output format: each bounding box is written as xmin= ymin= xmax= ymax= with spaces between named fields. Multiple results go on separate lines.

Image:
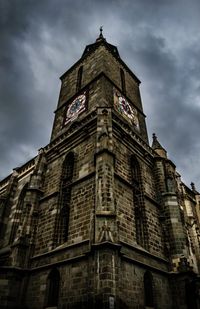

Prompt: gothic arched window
xmin=120 ymin=68 xmax=126 ymax=94
xmin=76 ymin=66 xmax=83 ymax=91
xmin=59 ymin=152 xmax=74 ymax=243
xmin=10 ymin=183 xmax=28 ymax=243
xmin=144 ymin=271 xmax=154 ymax=308
xmin=45 ymin=268 xmax=60 ymax=308
xmin=131 ymin=156 xmax=145 ymax=247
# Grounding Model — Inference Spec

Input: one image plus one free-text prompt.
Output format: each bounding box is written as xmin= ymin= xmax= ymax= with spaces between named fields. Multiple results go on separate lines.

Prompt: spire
xmin=152 ymin=133 xmax=163 ymax=150
xmin=100 ymin=26 xmax=103 ymax=37
xmin=152 ymin=133 xmax=167 ymax=158
xmin=96 ymin=26 xmax=106 ymax=42
xmin=82 ymin=27 xmax=120 ymax=58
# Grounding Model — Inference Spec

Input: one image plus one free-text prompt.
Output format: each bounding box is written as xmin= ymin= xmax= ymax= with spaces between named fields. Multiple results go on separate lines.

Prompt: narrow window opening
xmin=58 ymin=152 xmax=74 ymax=244
xmin=46 ymin=268 xmax=60 ymax=308
xmin=131 ymin=156 xmax=145 ymax=247
xmin=144 ymin=271 xmax=154 ymax=308
xmin=120 ymin=68 xmax=126 ymax=94
xmin=76 ymin=66 xmax=83 ymax=91
xmin=135 ymin=201 xmax=144 ymax=246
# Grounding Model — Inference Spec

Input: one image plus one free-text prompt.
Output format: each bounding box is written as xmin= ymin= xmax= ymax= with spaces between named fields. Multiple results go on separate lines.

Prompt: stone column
xmin=93 ymin=107 xmax=119 ymax=309
xmin=94 ymin=107 xmax=116 ymax=244
xmin=11 ymin=148 xmax=46 ymax=268
xmin=154 ymin=156 xmax=189 ymax=270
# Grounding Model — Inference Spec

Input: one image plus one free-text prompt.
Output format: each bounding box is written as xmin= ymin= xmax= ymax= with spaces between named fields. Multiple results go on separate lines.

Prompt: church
xmin=0 ymin=30 xmax=200 ymax=309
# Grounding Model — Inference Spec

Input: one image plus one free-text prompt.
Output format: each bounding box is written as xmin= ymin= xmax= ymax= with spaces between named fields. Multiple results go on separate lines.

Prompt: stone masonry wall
xmin=58 ymin=46 xmax=141 ymax=111
xmin=34 ymin=134 xmax=96 ymax=255
xmin=0 ymin=269 xmax=24 ymax=309
xmin=0 ymin=169 xmax=34 ymax=249
xmin=112 ymin=134 xmax=165 ymax=258
xmin=118 ymin=260 xmax=172 ymax=309
xmin=51 ymin=77 xmax=103 ymax=140
xmin=145 ymin=199 xmax=165 ymax=258
xmin=25 ymin=258 xmax=92 ymax=309
xmin=115 ymin=179 xmax=136 ymax=245
xmin=51 ymin=44 xmax=148 ymax=143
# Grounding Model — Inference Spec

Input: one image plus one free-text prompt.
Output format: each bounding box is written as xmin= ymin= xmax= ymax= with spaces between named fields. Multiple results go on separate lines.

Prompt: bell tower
xmin=50 ymin=30 xmax=149 ymax=144
xmin=0 ymin=30 xmax=199 ymax=309
xmin=45 ymin=31 xmax=163 ymax=308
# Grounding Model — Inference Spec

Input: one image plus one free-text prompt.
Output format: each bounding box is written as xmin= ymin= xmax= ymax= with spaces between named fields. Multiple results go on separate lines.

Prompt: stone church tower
xmin=0 ymin=31 xmax=200 ymax=309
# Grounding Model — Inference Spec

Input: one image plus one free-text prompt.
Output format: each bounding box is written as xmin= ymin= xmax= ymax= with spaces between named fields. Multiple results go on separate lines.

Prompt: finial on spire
xmin=152 ymin=133 xmax=157 ymax=141
xmin=100 ymin=26 xmax=103 ymax=37
xmin=152 ymin=132 xmax=167 ymax=158
xmin=152 ymin=133 xmax=162 ymax=149
xmin=96 ymin=25 xmax=105 ymax=42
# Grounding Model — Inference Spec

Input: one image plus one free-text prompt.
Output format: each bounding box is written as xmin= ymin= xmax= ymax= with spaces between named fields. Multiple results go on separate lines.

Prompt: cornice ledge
xmin=119 ymin=240 xmax=169 ymax=264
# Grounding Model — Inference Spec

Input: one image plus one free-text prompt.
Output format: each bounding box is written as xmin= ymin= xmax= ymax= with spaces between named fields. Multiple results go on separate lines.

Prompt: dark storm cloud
xmin=0 ymin=0 xmax=200 ymax=189
xmin=0 ymin=0 xmax=100 ymax=176
xmin=132 ymin=28 xmax=200 ymax=186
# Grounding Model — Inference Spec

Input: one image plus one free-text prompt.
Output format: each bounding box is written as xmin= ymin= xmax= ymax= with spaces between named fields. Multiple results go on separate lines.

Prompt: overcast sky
xmin=0 ymin=0 xmax=200 ymax=190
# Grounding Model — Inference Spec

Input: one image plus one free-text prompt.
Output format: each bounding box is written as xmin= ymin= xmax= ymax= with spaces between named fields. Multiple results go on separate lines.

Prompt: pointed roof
xmin=82 ymin=27 xmax=120 ymax=58
xmin=152 ymin=133 xmax=164 ymax=150
xmin=152 ymin=133 xmax=167 ymax=158
xmin=60 ymin=29 xmax=141 ymax=85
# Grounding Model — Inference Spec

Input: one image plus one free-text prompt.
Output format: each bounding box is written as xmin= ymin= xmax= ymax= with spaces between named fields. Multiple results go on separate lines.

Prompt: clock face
xmin=64 ymin=92 xmax=86 ymax=125
xmin=114 ymin=90 xmax=139 ymax=129
xmin=118 ymin=96 xmax=133 ymax=117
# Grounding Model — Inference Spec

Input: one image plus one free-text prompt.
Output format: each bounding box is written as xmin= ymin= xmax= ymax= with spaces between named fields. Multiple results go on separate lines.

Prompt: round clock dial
xmin=114 ymin=91 xmax=139 ymax=129
xmin=118 ymin=96 xmax=133 ymax=117
xmin=64 ymin=93 xmax=86 ymax=124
